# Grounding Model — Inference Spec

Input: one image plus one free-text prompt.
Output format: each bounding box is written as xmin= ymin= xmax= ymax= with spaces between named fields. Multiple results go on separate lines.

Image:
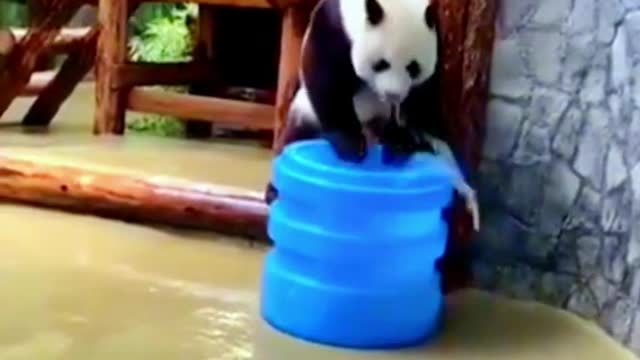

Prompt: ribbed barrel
xmin=260 ymin=140 xmax=454 ymax=349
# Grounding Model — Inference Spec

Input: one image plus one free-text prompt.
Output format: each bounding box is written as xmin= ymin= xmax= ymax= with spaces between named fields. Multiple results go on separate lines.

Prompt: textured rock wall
xmin=474 ymin=0 xmax=640 ymax=352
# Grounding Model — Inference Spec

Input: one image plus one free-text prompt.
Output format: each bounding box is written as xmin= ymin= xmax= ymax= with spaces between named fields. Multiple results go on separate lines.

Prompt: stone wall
xmin=473 ymin=0 xmax=640 ymax=353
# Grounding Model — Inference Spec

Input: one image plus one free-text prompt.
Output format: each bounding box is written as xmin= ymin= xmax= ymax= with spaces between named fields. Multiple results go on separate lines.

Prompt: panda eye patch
xmin=372 ymin=59 xmax=390 ymax=73
xmin=406 ymin=61 xmax=421 ymax=79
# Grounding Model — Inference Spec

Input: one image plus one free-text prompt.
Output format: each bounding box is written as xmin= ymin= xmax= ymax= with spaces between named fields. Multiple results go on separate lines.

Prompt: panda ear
xmin=365 ymin=0 xmax=384 ymax=26
xmin=425 ymin=4 xmax=436 ymax=29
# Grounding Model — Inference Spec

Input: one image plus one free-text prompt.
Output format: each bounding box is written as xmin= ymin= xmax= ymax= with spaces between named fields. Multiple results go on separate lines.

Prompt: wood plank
xmin=273 ymin=5 xmax=310 ymax=152
xmin=94 ymin=0 xmax=129 ymax=135
xmin=0 ymin=0 xmax=84 ymax=119
xmin=128 ymin=88 xmax=275 ymax=130
xmin=0 ymin=154 xmax=268 ymax=241
xmin=23 ymin=27 xmax=99 ymax=126
xmin=435 ymin=0 xmax=498 ymax=294
xmin=112 ymin=62 xmax=217 ymax=89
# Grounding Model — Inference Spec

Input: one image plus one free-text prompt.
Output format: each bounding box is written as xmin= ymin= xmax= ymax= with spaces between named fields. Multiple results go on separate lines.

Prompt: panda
xmin=268 ymin=0 xmax=479 ymax=230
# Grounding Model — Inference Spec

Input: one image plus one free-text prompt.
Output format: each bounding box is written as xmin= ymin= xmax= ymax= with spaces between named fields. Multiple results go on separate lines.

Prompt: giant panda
xmin=268 ymin=0 xmax=479 ymax=230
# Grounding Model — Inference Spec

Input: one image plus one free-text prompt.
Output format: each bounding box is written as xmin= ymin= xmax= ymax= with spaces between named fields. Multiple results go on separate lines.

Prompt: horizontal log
xmin=0 ymin=154 xmax=269 ymax=241
xmin=128 ymin=88 xmax=275 ymax=130
xmin=113 ymin=62 xmax=217 ymax=89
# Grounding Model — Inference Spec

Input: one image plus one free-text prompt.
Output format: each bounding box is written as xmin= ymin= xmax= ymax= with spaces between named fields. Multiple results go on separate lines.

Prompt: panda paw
xmin=325 ymin=131 xmax=368 ymax=163
xmin=381 ymin=126 xmax=418 ymax=165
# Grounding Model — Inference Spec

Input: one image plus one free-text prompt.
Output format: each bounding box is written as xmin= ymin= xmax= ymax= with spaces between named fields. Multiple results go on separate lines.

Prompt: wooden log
xmin=0 ymin=155 xmax=269 ymax=241
xmin=0 ymin=0 xmax=84 ymax=119
xmin=94 ymin=0 xmax=128 ymax=135
xmin=128 ymin=88 xmax=275 ymax=130
xmin=272 ymin=5 xmax=310 ymax=152
xmin=113 ymin=62 xmax=217 ymax=89
xmin=436 ymin=0 xmax=498 ymax=293
xmin=460 ymin=0 xmax=497 ymax=169
xmin=22 ymin=27 xmax=99 ymax=126
xmin=186 ymin=5 xmax=218 ymax=139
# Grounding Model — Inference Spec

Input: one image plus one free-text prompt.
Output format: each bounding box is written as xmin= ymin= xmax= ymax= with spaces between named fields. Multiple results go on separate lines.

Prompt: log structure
xmin=22 ymin=27 xmax=100 ymax=126
xmin=0 ymin=0 xmax=101 ymax=127
xmin=94 ymin=0 xmax=316 ymax=139
xmin=435 ymin=0 xmax=498 ymax=292
xmin=0 ymin=154 xmax=269 ymax=240
xmin=0 ymin=1 xmax=86 ymax=118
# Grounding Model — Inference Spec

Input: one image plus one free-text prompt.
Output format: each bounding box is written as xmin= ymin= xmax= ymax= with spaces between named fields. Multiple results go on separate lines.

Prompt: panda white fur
xmin=269 ymin=0 xmax=479 ymax=230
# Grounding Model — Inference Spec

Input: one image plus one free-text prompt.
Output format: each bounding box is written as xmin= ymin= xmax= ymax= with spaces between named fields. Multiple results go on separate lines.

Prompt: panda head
xmin=342 ymin=0 xmax=439 ymax=105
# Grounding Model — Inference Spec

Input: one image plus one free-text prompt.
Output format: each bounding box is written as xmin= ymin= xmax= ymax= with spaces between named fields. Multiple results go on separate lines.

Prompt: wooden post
xmin=436 ymin=0 xmax=497 ymax=293
xmin=94 ymin=0 xmax=128 ymax=135
xmin=272 ymin=5 xmax=309 ymax=152
xmin=22 ymin=27 xmax=99 ymax=126
xmin=186 ymin=5 xmax=218 ymax=139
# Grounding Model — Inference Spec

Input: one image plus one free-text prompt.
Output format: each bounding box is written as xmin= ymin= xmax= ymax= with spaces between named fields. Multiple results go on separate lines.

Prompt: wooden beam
xmin=128 ymin=88 xmax=275 ymax=130
xmin=0 ymin=154 xmax=269 ymax=241
xmin=0 ymin=0 xmax=84 ymax=119
xmin=436 ymin=0 xmax=498 ymax=293
xmin=112 ymin=62 xmax=217 ymax=89
xmin=94 ymin=0 xmax=129 ymax=135
xmin=23 ymin=27 xmax=99 ymax=126
xmin=460 ymin=0 xmax=497 ymax=169
xmin=273 ymin=5 xmax=310 ymax=152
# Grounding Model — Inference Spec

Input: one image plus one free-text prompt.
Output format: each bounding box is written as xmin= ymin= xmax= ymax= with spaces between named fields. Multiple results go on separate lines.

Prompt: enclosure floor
xmin=1 ymin=83 xmax=272 ymax=190
xmin=0 ymin=85 xmax=636 ymax=359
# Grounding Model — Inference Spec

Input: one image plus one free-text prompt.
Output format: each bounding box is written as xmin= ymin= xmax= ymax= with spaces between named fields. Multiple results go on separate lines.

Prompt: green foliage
xmin=129 ymin=4 xmax=197 ymax=63
xmin=126 ymin=4 xmax=198 ymax=138
xmin=0 ymin=0 xmax=28 ymax=27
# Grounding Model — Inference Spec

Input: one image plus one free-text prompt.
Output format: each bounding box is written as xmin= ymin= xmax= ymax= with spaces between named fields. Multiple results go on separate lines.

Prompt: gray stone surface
xmin=477 ymin=0 xmax=640 ymax=353
xmin=484 ymin=100 xmax=523 ymax=160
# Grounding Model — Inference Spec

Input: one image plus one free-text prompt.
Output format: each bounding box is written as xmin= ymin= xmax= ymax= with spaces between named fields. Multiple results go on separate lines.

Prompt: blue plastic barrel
xmin=260 ymin=139 xmax=454 ymax=349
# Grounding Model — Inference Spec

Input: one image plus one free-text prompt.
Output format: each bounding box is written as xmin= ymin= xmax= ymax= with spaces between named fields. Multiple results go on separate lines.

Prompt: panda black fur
xmin=268 ymin=0 xmax=480 ymax=230
xmin=280 ymin=0 xmax=443 ymax=161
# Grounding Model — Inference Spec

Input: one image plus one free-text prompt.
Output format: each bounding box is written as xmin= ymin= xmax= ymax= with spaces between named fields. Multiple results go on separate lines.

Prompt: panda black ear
xmin=425 ymin=4 xmax=436 ymax=29
xmin=365 ymin=0 xmax=384 ymax=26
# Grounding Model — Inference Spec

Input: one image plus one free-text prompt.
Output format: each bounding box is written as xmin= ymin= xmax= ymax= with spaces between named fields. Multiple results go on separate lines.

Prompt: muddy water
xmin=0 ymin=86 xmax=636 ymax=359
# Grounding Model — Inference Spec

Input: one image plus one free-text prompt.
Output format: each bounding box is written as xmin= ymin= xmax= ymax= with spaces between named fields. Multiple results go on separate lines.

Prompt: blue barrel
xmin=260 ymin=139 xmax=454 ymax=349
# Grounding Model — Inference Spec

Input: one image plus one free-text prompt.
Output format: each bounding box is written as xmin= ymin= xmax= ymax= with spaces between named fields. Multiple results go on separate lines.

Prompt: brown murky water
xmin=0 ymin=85 xmax=636 ymax=359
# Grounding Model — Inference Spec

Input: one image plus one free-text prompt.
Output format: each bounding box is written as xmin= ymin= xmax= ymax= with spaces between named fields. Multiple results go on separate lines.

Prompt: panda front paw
xmin=325 ymin=131 xmax=368 ymax=163
xmin=381 ymin=126 xmax=418 ymax=165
